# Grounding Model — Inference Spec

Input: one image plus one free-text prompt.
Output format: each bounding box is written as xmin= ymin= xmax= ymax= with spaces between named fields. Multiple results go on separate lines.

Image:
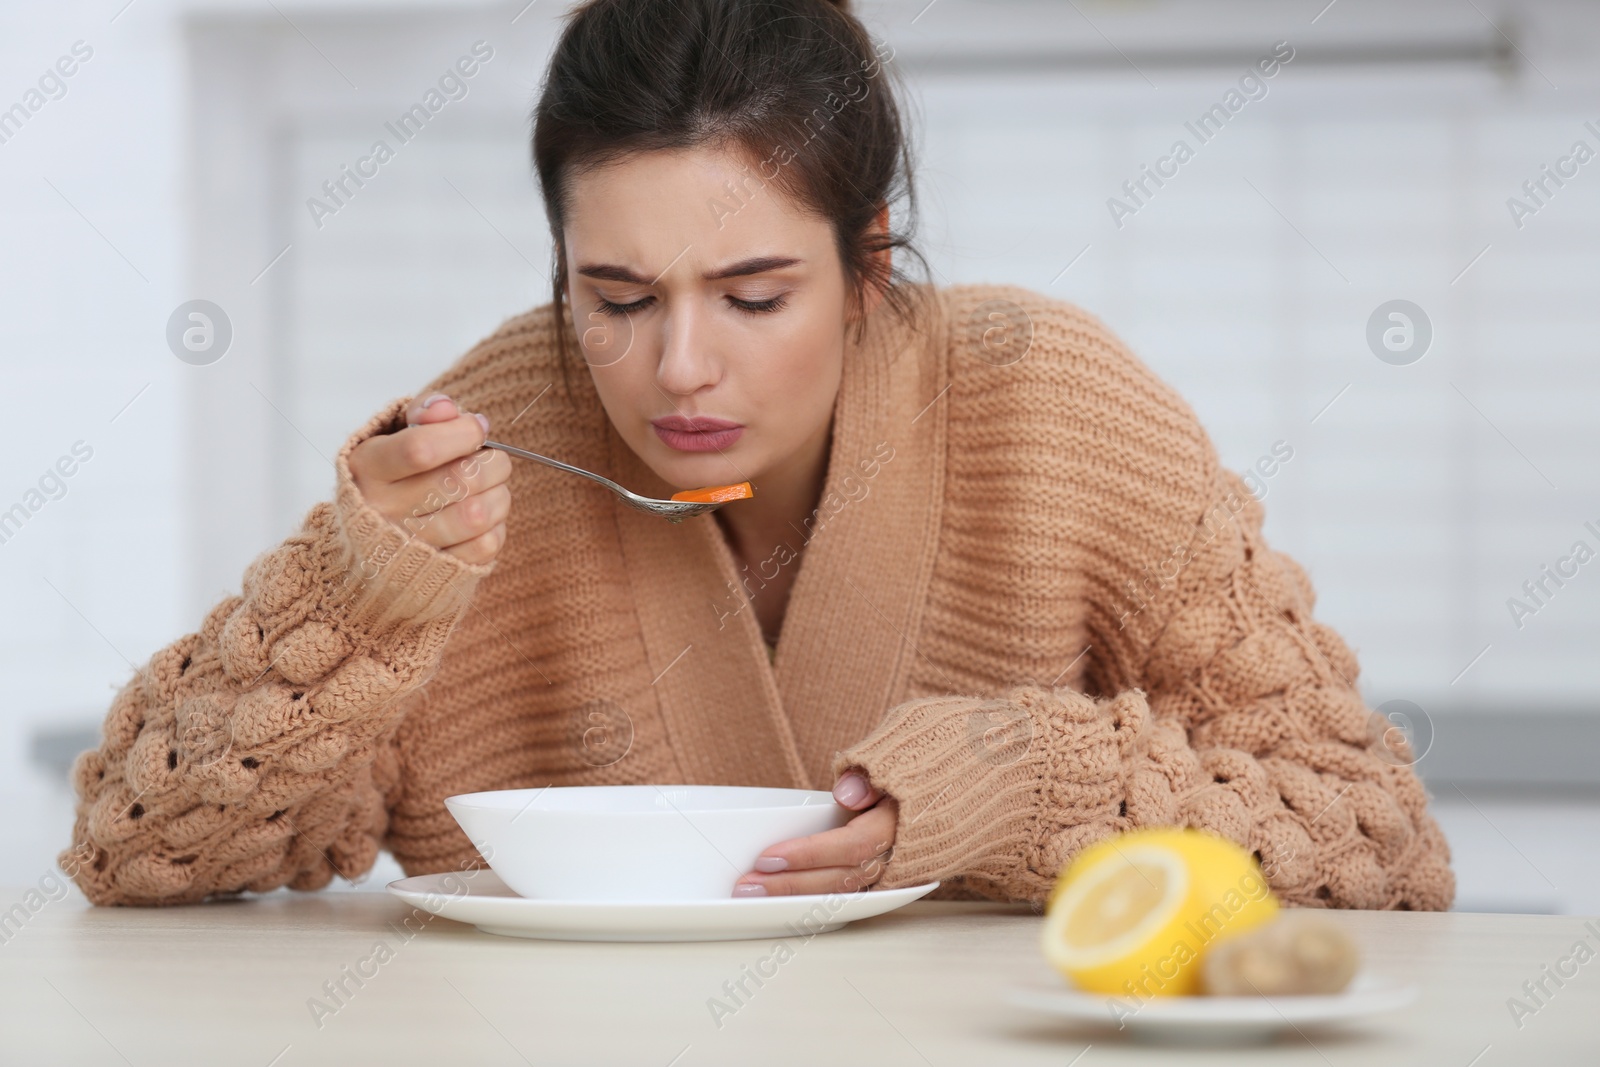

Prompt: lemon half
xmin=1042 ymin=829 xmax=1279 ymax=997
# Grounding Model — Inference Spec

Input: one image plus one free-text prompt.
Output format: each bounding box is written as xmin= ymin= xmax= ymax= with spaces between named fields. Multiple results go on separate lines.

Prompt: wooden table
xmin=1 ymin=888 xmax=1594 ymax=1065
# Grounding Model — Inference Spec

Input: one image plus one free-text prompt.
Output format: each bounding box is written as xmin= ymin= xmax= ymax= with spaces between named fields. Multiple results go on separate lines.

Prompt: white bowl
xmin=444 ymin=785 xmax=852 ymax=901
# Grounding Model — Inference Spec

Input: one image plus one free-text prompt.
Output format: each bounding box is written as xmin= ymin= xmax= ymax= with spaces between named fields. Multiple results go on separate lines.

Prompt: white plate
xmin=1005 ymin=973 xmax=1417 ymax=1045
xmin=387 ymin=870 xmax=940 ymax=942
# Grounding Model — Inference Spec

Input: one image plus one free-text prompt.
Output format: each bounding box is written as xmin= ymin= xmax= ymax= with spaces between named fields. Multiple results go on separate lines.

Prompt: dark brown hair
xmin=532 ymin=0 xmax=931 ymax=395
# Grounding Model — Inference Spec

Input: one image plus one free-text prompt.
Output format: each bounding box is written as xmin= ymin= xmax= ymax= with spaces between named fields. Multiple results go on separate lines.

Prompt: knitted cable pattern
xmin=59 ymin=403 xmax=496 ymax=905
xmin=832 ymin=483 xmax=1459 ymax=908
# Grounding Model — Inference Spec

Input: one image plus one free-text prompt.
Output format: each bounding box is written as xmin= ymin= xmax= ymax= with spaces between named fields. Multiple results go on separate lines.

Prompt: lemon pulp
xmin=1042 ymin=829 xmax=1279 ymax=997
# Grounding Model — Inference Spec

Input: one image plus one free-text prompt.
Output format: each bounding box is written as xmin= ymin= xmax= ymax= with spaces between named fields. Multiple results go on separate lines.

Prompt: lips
xmin=652 ymin=415 xmax=742 ymax=433
xmin=651 ymin=414 xmax=744 ymax=453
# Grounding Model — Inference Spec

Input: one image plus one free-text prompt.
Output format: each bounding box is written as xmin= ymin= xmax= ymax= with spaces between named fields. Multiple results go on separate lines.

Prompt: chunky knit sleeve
xmin=59 ymin=400 xmax=494 ymax=905
xmin=832 ymin=462 xmax=1454 ymax=911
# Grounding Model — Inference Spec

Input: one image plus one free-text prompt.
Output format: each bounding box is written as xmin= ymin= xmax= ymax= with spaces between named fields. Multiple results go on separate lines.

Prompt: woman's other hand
xmin=348 ymin=393 xmax=512 ymax=565
xmin=732 ymin=771 xmax=898 ymax=896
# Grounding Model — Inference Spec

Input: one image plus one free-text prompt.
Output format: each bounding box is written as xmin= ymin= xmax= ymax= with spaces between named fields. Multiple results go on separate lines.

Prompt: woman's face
xmin=561 ymin=145 xmax=853 ymax=493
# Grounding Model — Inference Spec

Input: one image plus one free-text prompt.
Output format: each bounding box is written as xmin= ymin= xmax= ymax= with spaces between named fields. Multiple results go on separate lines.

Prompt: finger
xmin=399 ymin=484 xmax=511 ymax=549
xmin=444 ymin=521 xmax=506 ymax=565
xmin=377 ymin=446 xmax=511 ymax=519
xmin=832 ymin=770 xmax=882 ymax=811
xmin=359 ymin=413 xmax=492 ymax=483
xmin=733 ymin=863 xmax=884 ymax=897
xmin=752 ymin=802 xmax=896 ymax=875
xmin=405 ymin=393 xmax=458 ymax=426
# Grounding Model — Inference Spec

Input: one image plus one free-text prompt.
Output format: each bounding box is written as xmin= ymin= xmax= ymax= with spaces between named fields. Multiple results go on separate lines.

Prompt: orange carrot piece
xmin=670 ymin=481 xmax=753 ymax=504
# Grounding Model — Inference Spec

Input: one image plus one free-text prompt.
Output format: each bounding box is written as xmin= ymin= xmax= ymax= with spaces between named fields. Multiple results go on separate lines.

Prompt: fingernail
xmin=474 ymin=413 xmax=490 ymax=438
xmin=732 ymin=882 xmax=767 ymax=897
xmin=421 ymin=393 xmax=450 ymax=409
xmin=833 ymin=772 xmax=868 ymax=807
xmin=754 ymin=856 xmax=788 ymax=873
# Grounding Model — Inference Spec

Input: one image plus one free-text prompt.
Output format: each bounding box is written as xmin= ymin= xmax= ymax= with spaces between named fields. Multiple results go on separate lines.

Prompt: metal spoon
xmin=483 ymin=439 xmax=732 ymax=523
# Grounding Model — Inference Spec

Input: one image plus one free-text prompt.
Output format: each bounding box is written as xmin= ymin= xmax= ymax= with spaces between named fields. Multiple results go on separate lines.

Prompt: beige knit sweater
xmin=61 ymin=283 xmax=1454 ymax=910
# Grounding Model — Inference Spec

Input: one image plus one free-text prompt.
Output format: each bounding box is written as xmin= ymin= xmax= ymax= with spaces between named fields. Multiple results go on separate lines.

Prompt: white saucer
xmin=387 ymin=870 xmax=940 ymax=942
xmin=1004 ymin=973 xmax=1417 ymax=1045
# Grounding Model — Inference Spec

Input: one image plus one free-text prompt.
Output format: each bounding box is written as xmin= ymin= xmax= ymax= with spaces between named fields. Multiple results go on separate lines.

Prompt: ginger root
xmin=1200 ymin=911 xmax=1360 ymax=996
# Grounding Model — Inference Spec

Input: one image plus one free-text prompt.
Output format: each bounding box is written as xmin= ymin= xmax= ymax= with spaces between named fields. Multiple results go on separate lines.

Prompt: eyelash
xmin=594 ymin=297 xmax=647 ymax=318
xmin=593 ymin=294 xmax=789 ymax=317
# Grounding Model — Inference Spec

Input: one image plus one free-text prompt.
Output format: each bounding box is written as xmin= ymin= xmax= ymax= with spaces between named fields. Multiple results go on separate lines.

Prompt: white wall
xmin=3 ymin=0 xmax=1598 ymax=907
xmin=1 ymin=0 xmax=189 ymax=889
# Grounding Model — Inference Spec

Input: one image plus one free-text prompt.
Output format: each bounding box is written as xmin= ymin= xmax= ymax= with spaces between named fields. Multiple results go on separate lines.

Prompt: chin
xmin=646 ymin=444 xmax=753 ymax=492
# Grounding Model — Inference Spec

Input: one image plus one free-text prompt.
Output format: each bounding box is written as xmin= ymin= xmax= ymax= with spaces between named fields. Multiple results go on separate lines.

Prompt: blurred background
xmin=3 ymin=0 xmax=1597 ymax=911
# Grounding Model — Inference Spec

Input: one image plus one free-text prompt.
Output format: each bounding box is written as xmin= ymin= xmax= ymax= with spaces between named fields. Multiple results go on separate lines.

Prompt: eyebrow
xmin=576 ymin=255 xmax=803 ymax=284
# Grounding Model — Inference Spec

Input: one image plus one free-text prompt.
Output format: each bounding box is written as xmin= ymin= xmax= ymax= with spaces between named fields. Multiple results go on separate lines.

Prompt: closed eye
xmin=595 ymin=295 xmax=652 ymax=317
xmin=729 ymin=294 xmax=788 ymax=315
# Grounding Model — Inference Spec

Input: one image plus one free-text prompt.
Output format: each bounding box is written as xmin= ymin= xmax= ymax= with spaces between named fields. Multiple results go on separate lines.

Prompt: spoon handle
xmin=482 ymin=439 xmax=635 ymax=498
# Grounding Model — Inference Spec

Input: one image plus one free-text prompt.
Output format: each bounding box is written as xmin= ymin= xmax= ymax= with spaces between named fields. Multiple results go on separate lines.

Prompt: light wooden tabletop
xmin=0 ymin=888 xmax=1594 ymax=1065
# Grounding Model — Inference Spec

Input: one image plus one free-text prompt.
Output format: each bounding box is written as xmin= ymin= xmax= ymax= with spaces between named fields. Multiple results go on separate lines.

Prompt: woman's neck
xmin=713 ymin=413 xmax=833 ymax=641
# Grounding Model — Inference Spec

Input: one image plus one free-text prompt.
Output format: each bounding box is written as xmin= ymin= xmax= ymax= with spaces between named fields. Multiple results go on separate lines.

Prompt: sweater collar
xmin=603 ymin=287 xmax=949 ymax=789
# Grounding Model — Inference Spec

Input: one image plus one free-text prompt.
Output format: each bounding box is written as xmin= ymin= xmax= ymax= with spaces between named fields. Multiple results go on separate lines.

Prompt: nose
xmin=655 ymin=302 xmax=721 ymax=398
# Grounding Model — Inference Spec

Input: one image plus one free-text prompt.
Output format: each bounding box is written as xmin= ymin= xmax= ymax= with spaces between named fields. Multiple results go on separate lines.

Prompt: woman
xmin=62 ymin=0 xmax=1452 ymax=909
